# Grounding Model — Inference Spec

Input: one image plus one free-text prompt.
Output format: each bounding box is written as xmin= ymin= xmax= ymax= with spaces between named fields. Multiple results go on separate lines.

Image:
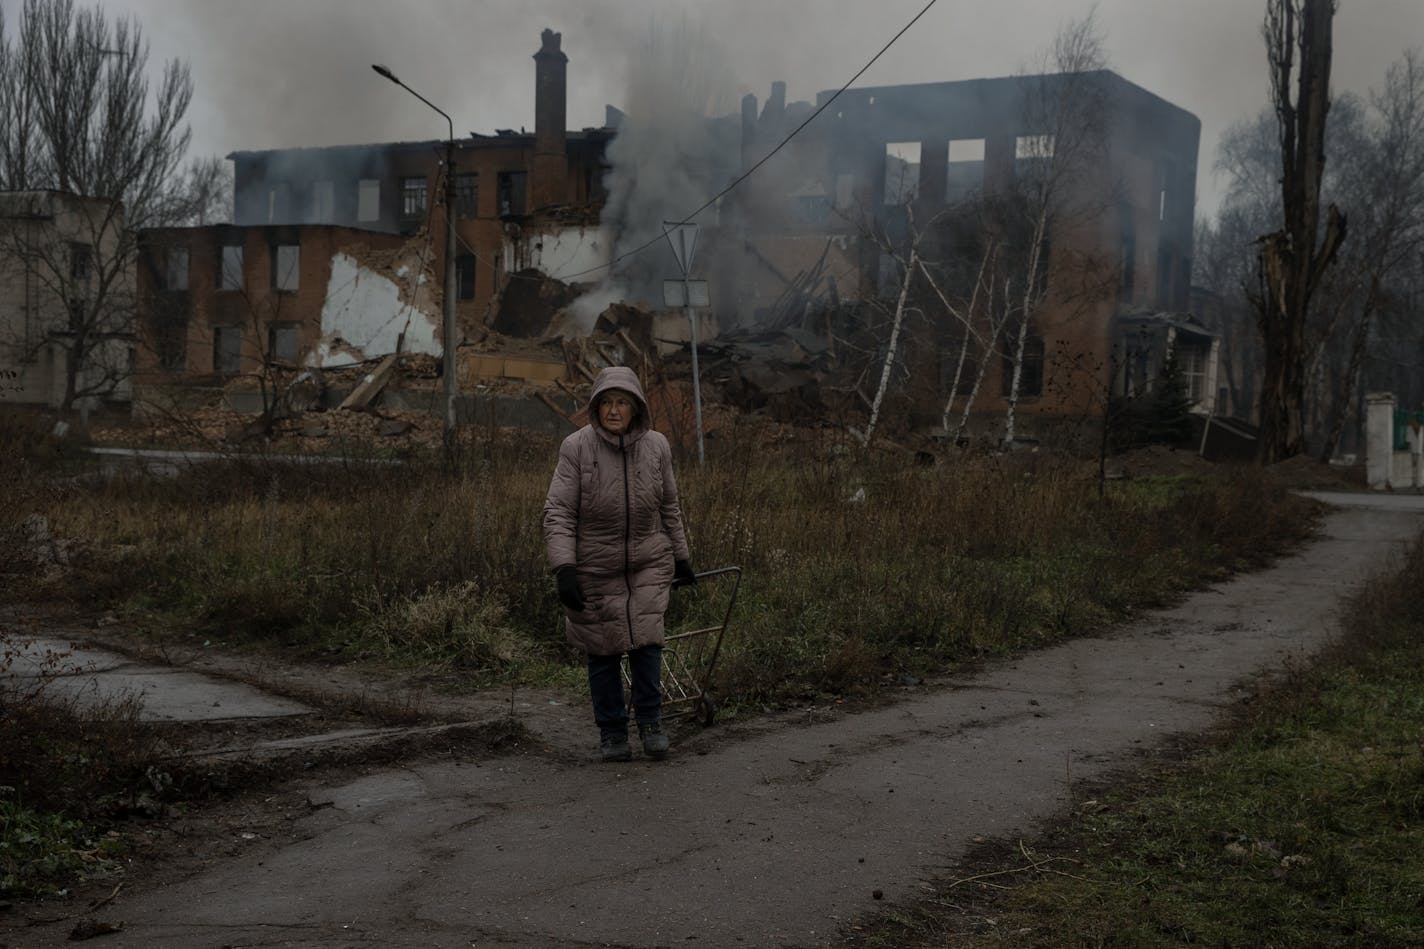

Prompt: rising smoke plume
xmin=570 ymin=13 xmax=741 ymax=327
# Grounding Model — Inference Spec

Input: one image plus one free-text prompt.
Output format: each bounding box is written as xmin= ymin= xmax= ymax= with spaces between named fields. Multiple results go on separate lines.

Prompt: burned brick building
xmin=714 ymin=70 xmax=1209 ymax=440
xmin=134 ymin=29 xmax=614 ymax=397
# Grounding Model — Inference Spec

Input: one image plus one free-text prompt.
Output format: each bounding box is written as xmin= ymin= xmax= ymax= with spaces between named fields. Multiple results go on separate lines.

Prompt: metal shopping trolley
xmin=624 ymin=566 xmax=741 ymax=726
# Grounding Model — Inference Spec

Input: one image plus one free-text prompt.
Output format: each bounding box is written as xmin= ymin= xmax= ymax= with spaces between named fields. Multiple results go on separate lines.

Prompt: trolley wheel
xmin=698 ymin=694 xmax=717 ymax=727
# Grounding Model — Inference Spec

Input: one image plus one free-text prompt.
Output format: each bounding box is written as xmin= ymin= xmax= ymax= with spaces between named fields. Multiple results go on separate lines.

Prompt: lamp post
xmin=372 ymin=64 xmax=458 ymax=437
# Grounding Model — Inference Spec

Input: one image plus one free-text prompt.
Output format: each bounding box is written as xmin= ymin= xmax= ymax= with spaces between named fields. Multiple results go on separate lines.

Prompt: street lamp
xmin=372 ymin=64 xmax=458 ymax=438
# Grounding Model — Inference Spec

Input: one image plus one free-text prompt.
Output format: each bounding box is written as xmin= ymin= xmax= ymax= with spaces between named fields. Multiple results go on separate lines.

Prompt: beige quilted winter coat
xmin=543 ymin=367 xmax=691 ymax=656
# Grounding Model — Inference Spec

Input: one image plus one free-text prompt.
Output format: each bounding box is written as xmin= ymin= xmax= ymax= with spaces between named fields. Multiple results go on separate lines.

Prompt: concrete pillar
xmin=1366 ymin=392 xmax=1395 ymax=490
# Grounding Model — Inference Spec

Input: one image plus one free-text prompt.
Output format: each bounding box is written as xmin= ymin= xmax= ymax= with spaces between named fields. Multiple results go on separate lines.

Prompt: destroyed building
xmin=126 ymin=26 xmax=1215 ymax=448
xmin=703 ymin=71 xmax=1211 ymax=441
xmin=133 ymin=29 xmax=615 ymax=406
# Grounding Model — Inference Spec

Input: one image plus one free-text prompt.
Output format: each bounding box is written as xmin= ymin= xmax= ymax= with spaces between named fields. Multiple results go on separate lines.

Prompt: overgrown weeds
xmin=2 ymin=415 xmax=1320 ymax=706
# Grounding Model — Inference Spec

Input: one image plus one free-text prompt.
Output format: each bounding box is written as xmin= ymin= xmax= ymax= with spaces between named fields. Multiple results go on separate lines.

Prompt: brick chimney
xmin=530 ymin=28 xmax=568 ymax=212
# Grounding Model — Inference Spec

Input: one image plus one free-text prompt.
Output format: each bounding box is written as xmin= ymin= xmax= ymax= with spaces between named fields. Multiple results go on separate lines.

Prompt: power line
xmin=547 ymin=0 xmax=941 ymax=284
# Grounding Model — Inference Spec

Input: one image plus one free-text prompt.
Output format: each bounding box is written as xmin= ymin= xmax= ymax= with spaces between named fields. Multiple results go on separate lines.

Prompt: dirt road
xmin=8 ymin=493 xmax=1422 ymax=948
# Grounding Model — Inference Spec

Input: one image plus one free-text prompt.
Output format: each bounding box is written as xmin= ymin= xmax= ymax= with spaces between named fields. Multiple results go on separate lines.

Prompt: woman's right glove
xmin=556 ymin=566 xmax=585 ymax=611
xmin=672 ymin=559 xmax=697 ymax=588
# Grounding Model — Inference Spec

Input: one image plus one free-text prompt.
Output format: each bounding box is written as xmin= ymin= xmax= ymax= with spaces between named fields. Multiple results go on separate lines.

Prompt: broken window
xmin=456 ymin=254 xmax=476 ymax=301
xmin=455 ymin=173 xmax=479 ymax=217
xmin=400 ymin=176 xmax=428 ymax=223
xmin=268 ymin=322 xmax=300 ymax=364
xmin=497 ymin=171 xmax=527 ymax=216
xmin=883 ymin=142 xmax=920 ymax=205
xmin=357 ymin=179 xmax=381 ymax=223
xmin=220 ymin=245 xmax=244 ymax=292
xmin=1156 ymin=244 xmax=1173 ymax=309
xmin=940 ymin=337 xmax=979 ymax=396
xmin=944 ymin=139 xmax=985 ymax=204
xmin=310 ymin=180 xmax=335 ymax=223
xmin=1119 ymin=212 xmax=1136 ymax=298
xmin=588 ymin=164 xmax=610 ymax=203
xmin=154 ymin=316 xmax=187 ymax=372
xmin=792 ymin=182 xmax=832 ymax=226
xmin=213 ymin=325 xmax=242 ymax=375
xmin=272 ymin=244 xmax=300 ymax=292
xmin=267 ymin=182 xmax=291 ymax=223
xmin=1002 ymin=332 xmax=1045 ymax=398
xmin=1176 ymin=343 xmax=1207 ymax=404
xmin=1015 ymin=134 xmax=1055 ymax=160
xmin=165 ymin=246 xmax=190 ymax=291
xmin=69 ymin=242 xmax=92 ymax=281
xmin=1014 ymin=134 xmax=1055 ymax=185
xmin=877 ymin=251 xmax=904 ymax=298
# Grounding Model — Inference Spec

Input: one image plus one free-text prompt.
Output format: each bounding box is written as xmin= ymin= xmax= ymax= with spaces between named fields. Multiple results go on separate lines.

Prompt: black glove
xmin=672 ymin=559 xmax=697 ymax=588
xmin=556 ymin=565 xmax=585 ymax=611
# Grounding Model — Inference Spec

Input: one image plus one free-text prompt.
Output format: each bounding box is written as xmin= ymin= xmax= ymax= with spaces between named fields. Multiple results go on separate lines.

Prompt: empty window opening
xmin=496 ymin=171 xmax=527 ymax=216
xmin=1015 ymin=134 xmax=1055 ymax=160
xmin=273 ymin=244 xmax=300 ymax=291
xmin=69 ymin=242 xmax=92 ymax=281
xmin=268 ymin=322 xmax=300 ymax=364
xmin=945 ymin=138 xmax=986 ymax=203
xmin=1002 ymin=332 xmax=1045 ymax=398
xmin=220 ymin=245 xmax=244 ymax=291
xmin=1156 ymin=245 xmax=1173 ymax=309
xmin=357 ymin=179 xmax=381 ymax=223
xmin=155 ymin=316 xmax=187 ymax=372
xmin=456 ymin=254 xmax=476 ymax=301
xmin=213 ymin=325 xmax=242 ymax=374
xmin=400 ymin=176 xmax=428 ymax=222
xmin=884 ymin=142 xmax=920 ymax=205
xmin=1119 ymin=214 xmax=1136 ymax=298
xmin=165 ymin=247 xmax=190 ymax=291
xmin=267 ymin=182 xmax=291 ymax=223
xmin=310 ymin=180 xmax=335 ymax=223
xmin=455 ymin=173 xmax=479 ymax=217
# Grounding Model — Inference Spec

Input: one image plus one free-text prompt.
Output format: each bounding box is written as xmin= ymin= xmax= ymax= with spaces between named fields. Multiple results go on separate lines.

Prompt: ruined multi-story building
xmin=134 ymin=29 xmax=612 ymax=397
xmin=131 ymin=27 xmax=1213 ymax=445
xmin=719 ymin=70 xmax=1211 ymax=440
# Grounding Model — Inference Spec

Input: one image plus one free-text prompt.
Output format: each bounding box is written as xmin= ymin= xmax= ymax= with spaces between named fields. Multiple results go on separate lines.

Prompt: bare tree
xmin=1253 ymin=0 xmax=1347 ymax=463
xmin=0 ymin=0 xmax=216 ymax=415
xmin=998 ymin=11 xmax=1114 ymax=447
xmin=1315 ymin=50 xmax=1424 ymax=460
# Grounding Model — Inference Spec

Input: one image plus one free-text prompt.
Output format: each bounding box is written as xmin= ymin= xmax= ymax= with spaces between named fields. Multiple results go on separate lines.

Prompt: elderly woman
xmin=543 ymin=366 xmax=695 ymax=762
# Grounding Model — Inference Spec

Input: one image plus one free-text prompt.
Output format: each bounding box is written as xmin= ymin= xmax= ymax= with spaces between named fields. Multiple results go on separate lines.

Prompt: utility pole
xmin=663 ymin=222 xmax=707 ymax=465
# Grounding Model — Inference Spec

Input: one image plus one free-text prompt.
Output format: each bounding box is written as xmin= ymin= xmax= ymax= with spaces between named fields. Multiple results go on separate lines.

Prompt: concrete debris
xmin=338 ymin=354 xmax=399 ymax=411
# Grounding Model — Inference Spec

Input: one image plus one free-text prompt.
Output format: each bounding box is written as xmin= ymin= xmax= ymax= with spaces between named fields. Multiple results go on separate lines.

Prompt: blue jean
xmin=587 ymin=646 xmax=663 ymax=735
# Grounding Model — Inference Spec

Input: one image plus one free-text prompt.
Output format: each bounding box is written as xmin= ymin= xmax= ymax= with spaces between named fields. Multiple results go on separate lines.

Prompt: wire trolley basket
xmin=624 ymin=566 xmax=741 ymax=726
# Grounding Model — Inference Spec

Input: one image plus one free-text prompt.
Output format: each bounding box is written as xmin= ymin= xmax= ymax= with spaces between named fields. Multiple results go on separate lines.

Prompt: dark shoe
xmin=600 ymin=731 xmax=631 ymax=763
xmin=638 ymin=721 xmax=669 ymax=759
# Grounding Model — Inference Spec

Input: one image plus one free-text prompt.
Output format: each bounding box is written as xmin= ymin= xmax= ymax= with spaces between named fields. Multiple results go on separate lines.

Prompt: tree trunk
xmin=861 ymin=246 xmax=917 ymax=446
xmin=1255 ymin=0 xmax=1347 ymax=463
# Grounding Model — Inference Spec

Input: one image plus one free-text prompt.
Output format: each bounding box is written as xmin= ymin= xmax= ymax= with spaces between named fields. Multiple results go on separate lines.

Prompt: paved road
xmin=8 ymin=493 xmax=1423 ymax=948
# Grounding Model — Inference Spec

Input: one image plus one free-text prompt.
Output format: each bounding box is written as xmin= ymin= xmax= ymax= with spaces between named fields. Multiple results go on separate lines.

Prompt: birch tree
xmin=998 ymin=12 xmax=1113 ymax=447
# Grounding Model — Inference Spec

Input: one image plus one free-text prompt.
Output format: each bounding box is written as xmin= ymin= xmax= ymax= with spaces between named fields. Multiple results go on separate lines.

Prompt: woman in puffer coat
xmin=543 ymin=366 xmax=695 ymax=762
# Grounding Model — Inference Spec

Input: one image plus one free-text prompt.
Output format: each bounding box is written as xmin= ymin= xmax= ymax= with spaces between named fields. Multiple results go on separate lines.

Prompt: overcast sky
xmin=10 ymin=0 xmax=1421 ymax=217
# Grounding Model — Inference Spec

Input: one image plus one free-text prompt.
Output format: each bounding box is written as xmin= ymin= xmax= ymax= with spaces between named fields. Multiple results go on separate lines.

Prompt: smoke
xmin=570 ymin=13 xmax=741 ymax=328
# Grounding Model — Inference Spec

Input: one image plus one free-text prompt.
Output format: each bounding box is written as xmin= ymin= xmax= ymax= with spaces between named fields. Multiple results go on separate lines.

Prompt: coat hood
xmin=589 ymin=366 xmax=651 ymax=439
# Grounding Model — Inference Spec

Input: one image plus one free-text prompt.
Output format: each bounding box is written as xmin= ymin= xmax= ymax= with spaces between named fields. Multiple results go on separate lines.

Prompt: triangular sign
xmin=663 ymin=221 xmax=700 ymax=276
